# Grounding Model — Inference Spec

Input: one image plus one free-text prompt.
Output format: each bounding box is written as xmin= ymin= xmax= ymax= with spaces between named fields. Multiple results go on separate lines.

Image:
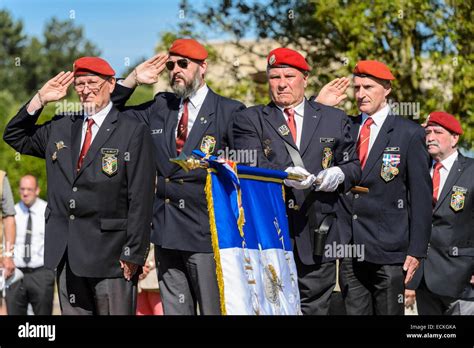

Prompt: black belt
xmin=18 ymin=266 xmax=44 ymax=273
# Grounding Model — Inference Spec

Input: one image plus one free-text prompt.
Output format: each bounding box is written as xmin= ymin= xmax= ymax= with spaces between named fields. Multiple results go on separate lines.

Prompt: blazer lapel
xmin=74 ymin=107 xmax=118 ymax=182
xmin=299 ymin=99 xmax=322 ymax=156
xmin=433 ymin=153 xmax=466 ymax=213
xmin=360 ymin=113 xmax=396 ymax=182
xmin=263 ymin=102 xmax=298 ymax=151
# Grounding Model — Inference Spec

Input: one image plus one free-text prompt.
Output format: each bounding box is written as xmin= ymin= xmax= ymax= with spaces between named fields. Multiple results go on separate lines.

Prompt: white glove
xmin=314 ymin=167 xmax=345 ymax=192
xmin=284 ymin=166 xmax=316 ymax=190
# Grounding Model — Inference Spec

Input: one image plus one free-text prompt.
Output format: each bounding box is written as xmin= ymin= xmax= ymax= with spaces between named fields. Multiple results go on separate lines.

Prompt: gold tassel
xmin=205 ymin=171 xmax=227 ymax=315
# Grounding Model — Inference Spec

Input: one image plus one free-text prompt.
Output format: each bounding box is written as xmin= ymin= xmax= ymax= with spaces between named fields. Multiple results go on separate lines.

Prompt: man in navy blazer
xmin=409 ymin=111 xmax=474 ymax=315
xmin=317 ymin=60 xmax=432 ymax=315
xmin=233 ymin=48 xmax=361 ymax=314
xmin=3 ymin=57 xmax=155 ymax=314
xmin=111 ymin=39 xmax=246 ymax=315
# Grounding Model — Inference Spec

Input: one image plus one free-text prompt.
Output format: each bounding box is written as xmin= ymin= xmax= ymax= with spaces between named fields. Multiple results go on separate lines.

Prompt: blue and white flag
xmin=198 ymin=151 xmax=300 ymax=315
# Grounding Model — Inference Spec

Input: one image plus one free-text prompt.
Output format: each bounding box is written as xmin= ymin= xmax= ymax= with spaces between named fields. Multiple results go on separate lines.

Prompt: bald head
xmin=19 ymin=175 xmax=40 ymax=207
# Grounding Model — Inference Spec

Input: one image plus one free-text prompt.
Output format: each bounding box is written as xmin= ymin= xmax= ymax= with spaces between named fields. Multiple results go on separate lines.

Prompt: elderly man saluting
xmin=3 ymin=57 xmax=155 ymax=315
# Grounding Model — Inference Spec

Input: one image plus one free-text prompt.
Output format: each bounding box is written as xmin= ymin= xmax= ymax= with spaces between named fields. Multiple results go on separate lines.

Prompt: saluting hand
xmin=27 ymin=71 xmax=74 ymax=113
xmin=39 ymin=71 xmax=75 ymax=104
xmin=124 ymin=53 xmax=169 ymax=87
xmin=315 ymin=77 xmax=350 ymax=107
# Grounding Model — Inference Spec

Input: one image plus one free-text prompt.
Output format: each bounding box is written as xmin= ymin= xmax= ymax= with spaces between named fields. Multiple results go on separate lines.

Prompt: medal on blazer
xmin=101 ymin=148 xmax=119 ymax=177
xmin=380 ymin=153 xmax=400 ymax=182
xmin=200 ymin=135 xmax=216 ymax=155
xmin=52 ymin=140 xmax=67 ymax=162
xmin=450 ymin=186 xmax=467 ymax=212
xmin=263 ymin=139 xmax=272 ymax=158
xmin=322 ymin=147 xmax=333 ymax=169
xmin=278 ymin=125 xmax=290 ymax=137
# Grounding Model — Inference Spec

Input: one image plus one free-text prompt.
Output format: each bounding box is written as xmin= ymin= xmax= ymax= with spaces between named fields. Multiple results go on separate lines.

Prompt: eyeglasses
xmin=74 ymin=78 xmax=110 ymax=93
xmin=165 ymin=59 xmax=190 ymax=71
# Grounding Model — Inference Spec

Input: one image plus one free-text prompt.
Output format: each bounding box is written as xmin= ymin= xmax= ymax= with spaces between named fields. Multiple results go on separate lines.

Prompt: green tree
xmin=190 ymin=0 xmax=473 ymax=149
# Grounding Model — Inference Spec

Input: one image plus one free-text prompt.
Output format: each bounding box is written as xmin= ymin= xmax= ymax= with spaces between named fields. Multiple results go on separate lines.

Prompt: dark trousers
xmin=416 ymin=279 xmax=460 ymax=315
xmin=155 ymin=246 xmax=220 ymax=315
xmin=294 ymin=250 xmax=336 ymax=315
xmin=339 ymin=258 xmax=405 ymax=315
xmin=6 ymin=267 xmax=55 ymax=315
xmin=57 ymin=256 xmax=137 ymax=315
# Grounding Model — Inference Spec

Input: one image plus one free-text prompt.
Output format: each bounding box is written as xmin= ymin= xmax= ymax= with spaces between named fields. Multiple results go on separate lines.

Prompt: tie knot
xmin=284 ymin=108 xmax=295 ymax=118
xmin=86 ymin=118 xmax=95 ymax=128
xmin=364 ymin=117 xmax=374 ymax=127
xmin=434 ymin=161 xmax=443 ymax=171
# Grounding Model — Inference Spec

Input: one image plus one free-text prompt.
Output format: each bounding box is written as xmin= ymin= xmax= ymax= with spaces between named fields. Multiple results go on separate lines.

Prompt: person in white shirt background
xmin=6 ymin=174 xmax=55 ymax=315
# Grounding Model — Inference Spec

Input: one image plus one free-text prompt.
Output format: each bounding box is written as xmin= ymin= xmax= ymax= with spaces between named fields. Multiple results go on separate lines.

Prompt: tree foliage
xmin=189 ymin=0 xmax=473 ymax=149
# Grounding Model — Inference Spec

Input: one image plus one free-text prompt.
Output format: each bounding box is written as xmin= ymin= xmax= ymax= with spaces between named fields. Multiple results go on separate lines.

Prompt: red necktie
xmin=432 ymin=161 xmax=443 ymax=206
xmin=357 ymin=117 xmax=374 ymax=169
xmin=77 ymin=118 xmax=95 ymax=171
xmin=176 ymin=99 xmax=189 ymax=155
xmin=284 ymin=108 xmax=297 ymax=143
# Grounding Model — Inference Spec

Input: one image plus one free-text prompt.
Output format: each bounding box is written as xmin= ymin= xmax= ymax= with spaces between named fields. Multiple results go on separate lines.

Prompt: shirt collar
xmin=437 ymin=150 xmax=458 ymax=172
xmin=85 ymin=101 xmax=113 ymax=128
xmin=20 ymin=199 xmax=39 ymax=214
xmin=276 ymin=98 xmax=305 ymax=118
xmin=183 ymin=84 xmax=209 ymax=109
xmin=361 ymin=104 xmax=390 ymax=127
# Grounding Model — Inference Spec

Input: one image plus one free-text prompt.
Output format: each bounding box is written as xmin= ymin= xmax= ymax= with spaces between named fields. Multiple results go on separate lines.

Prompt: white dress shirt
xmin=277 ymin=99 xmax=305 ymax=149
xmin=14 ymin=198 xmax=47 ymax=268
xmin=359 ymin=104 xmax=391 ymax=154
xmin=176 ymin=84 xmax=209 ymax=137
xmin=80 ymin=101 xmax=113 ymax=148
xmin=431 ymin=150 xmax=458 ymax=200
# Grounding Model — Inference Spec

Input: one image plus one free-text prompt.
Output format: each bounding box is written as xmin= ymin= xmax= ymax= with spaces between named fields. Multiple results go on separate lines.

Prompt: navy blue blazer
xmin=233 ymin=99 xmax=361 ymax=265
xmin=409 ymin=153 xmax=474 ymax=298
xmin=338 ymin=113 xmax=432 ymax=264
xmin=112 ymin=84 xmax=246 ymax=253
xmin=3 ymin=103 xmax=155 ymax=278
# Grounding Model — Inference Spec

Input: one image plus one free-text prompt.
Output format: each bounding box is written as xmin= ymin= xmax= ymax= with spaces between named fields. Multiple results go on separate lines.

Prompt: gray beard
xmin=171 ymin=70 xmax=202 ymax=99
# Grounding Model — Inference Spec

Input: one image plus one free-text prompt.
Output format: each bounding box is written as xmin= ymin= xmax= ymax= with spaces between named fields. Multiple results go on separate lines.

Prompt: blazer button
xmin=352 ymin=214 xmax=358 ymax=220
xmin=72 ymin=187 xmax=78 ymax=192
xmin=70 ymin=215 xmax=75 ymax=220
xmin=165 ymin=198 xmax=170 ymax=204
xmin=179 ymin=179 xmax=184 ymax=184
xmin=165 ymin=178 xmax=170 ymax=183
xmin=354 ymin=194 xmax=359 ymax=199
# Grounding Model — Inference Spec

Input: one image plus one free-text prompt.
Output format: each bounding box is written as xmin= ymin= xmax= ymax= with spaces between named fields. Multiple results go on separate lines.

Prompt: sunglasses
xmin=165 ymin=59 xmax=190 ymax=71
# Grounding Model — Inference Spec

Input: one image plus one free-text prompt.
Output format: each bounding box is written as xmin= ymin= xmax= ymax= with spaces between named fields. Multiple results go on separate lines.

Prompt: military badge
xmin=269 ymin=54 xmax=276 ymax=65
xmin=101 ymin=148 xmax=119 ymax=177
xmin=320 ymin=137 xmax=335 ymax=143
xmin=263 ymin=139 xmax=272 ymax=158
xmin=450 ymin=186 xmax=467 ymax=212
xmin=380 ymin=153 xmax=400 ymax=182
xmin=278 ymin=125 xmax=290 ymax=136
xmin=200 ymin=135 xmax=216 ymax=155
xmin=52 ymin=141 xmax=67 ymax=162
xmin=322 ymin=147 xmax=333 ymax=169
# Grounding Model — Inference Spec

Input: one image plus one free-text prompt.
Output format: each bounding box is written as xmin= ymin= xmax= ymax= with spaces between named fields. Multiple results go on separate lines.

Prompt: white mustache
xmin=426 ymin=141 xmax=439 ymax=147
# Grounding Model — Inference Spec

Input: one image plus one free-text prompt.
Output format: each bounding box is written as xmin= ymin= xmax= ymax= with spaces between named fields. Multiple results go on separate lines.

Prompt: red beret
xmin=73 ymin=57 xmax=115 ymax=77
xmin=169 ymin=39 xmax=208 ymax=60
xmin=353 ymin=60 xmax=395 ymax=80
xmin=267 ymin=48 xmax=310 ymax=72
xmin=424 ymin=111 xmax=463 ymax=135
